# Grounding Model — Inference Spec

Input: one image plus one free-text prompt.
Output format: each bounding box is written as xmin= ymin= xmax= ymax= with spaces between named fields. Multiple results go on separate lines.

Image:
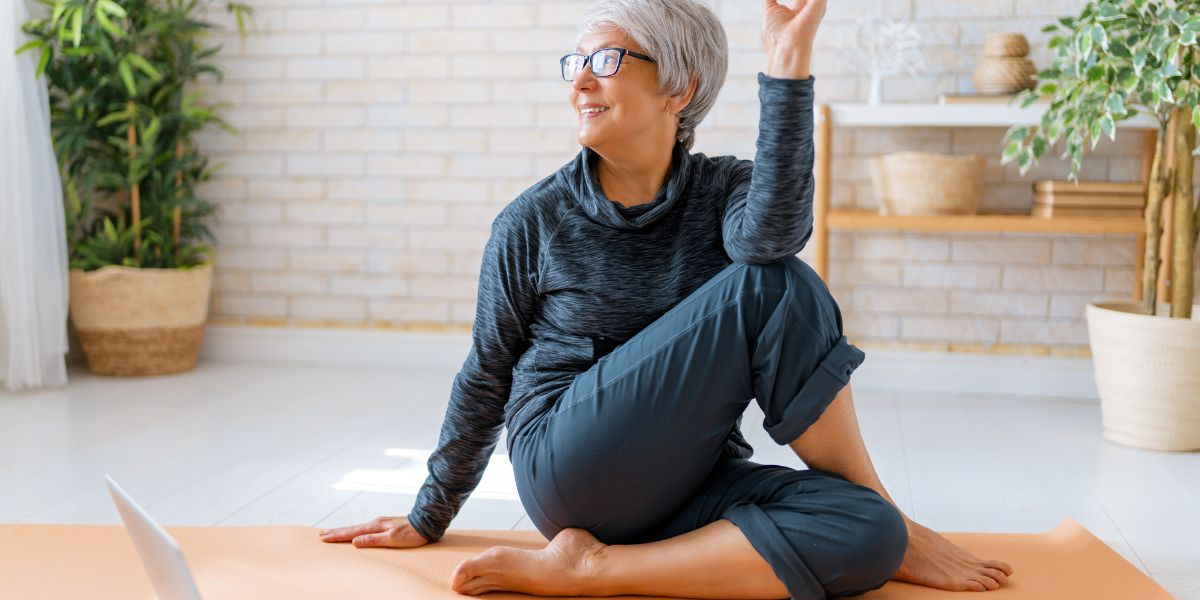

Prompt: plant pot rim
xmin=1087 ymin=300 xmax=1200 ymax=320
xmin=70 ymin=262 xmax=214 ymax=274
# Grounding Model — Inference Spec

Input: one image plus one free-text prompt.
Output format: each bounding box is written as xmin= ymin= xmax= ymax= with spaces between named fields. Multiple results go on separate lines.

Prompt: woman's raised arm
xmin=721 ymin=0 xmax=826 ymax=265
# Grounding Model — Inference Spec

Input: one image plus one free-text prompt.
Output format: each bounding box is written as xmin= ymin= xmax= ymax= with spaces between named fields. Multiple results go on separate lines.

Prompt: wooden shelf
xmin=810 ymin=103 xmax=1155 ymax=302
xmin=826 ymin=210 xmax=1145 ymax=234
xmin=819 ymin=103 xmax=1160 ymax=129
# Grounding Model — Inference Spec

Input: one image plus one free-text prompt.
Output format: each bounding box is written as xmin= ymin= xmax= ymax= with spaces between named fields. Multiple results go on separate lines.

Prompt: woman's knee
xmin=835 ymin=493 xmax=909 ymax=596
xmin=737 ymin=256 xmax=843 ymax=338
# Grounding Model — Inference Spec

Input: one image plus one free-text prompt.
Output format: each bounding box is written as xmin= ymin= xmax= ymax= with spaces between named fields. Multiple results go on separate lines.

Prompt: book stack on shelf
xmin=1031 ymin=180 xmax=1145 ymax=219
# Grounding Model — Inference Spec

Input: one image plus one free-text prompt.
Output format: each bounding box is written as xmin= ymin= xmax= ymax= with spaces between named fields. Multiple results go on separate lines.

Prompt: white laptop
xmin=105 ymin=474 xmax=204 ymax=600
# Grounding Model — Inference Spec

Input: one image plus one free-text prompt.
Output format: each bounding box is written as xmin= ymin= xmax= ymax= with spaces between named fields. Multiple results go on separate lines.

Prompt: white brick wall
xmin=196 ymin=0 xmax=1200 ymax=352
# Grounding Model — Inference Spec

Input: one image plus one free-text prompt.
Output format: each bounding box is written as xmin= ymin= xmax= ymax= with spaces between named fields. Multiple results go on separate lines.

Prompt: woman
xmin=320 ymin=1 xmax=1015 ymax=598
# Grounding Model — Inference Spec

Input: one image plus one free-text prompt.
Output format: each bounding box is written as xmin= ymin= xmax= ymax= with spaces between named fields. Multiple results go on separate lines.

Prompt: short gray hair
xmin=575 ymin=0 xmax=728 ymax=152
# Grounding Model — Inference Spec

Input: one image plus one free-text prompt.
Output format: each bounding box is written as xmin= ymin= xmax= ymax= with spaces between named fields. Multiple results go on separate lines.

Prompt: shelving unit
xmin=810 ymin=102 xmax=1160 ymax=301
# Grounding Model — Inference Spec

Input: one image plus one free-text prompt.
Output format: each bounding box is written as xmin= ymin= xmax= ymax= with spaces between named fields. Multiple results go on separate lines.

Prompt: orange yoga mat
xmin=0 ymin=516 xmax=1175 ymax=599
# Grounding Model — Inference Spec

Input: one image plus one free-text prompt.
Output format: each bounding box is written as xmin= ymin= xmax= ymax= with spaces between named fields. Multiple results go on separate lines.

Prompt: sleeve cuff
xmin=406 ymin=509 xmax=439 ymax=544
xmin=757 ymin=72 xmax=815 ymax=103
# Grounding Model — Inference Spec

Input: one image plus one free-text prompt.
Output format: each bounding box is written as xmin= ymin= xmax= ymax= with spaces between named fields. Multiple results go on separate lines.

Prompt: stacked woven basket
xmin=974 ymin=33 xmax=1036 ymax=94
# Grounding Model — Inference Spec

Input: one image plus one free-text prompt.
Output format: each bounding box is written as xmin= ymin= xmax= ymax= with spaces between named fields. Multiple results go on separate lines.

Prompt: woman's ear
xmin=669 ymin=75 xmax=699 ymax=116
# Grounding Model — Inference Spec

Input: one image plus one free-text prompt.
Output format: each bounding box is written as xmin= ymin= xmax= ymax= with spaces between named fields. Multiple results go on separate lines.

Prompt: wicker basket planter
xmin=68 ymin=263 xmax=213 ymax=376
xmin=1085 ymin=300 xmax=1200 ymax=451
xmin=869 ymin=151 xmax=985 ymax=215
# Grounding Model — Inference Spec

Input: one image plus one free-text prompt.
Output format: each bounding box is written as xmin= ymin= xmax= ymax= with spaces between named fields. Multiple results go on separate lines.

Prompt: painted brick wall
xmin=195 ymin=0 xmax=1200 ymax=355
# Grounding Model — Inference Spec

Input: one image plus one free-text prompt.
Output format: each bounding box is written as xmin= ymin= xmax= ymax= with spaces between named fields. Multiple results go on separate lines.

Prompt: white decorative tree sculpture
xmin=843 ymin=7 xmax=926 ymax=105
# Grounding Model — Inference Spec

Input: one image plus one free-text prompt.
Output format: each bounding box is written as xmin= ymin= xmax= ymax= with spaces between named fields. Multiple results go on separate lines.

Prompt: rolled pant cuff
xmin=764 ymin=335 xmax=866 ymax=446
xmin=722 ymin=502 xmax=826 ymax=600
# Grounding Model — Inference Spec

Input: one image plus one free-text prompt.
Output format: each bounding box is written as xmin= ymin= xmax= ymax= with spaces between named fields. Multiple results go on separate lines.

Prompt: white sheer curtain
xmin=0 ymin=0 xmax=70 ymax=391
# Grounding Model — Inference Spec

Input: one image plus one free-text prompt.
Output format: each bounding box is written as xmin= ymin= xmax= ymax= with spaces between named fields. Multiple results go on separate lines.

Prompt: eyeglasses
xmin=560 ymin=47 xmax=655 ymax=82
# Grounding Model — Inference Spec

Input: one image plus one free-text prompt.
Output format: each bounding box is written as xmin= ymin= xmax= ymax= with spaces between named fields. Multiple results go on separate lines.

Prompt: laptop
xmin=105 ymin=474 xmax=204 ymax=600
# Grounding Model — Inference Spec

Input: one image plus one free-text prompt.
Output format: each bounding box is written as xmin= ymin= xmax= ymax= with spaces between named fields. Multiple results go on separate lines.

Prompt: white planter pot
xmin=1085 ymin=300 xmax=1200 ymax=452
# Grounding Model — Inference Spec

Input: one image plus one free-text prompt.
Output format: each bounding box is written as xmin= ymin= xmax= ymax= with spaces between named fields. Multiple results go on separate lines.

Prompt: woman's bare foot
xmin=451 ymin=527 xmax=609 ymax=596
xmin=893 ymin=520 xmax=1015 ymax=591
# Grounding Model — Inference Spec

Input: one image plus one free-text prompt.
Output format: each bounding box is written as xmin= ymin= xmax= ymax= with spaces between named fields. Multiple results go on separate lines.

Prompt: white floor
xmin=1 ymin=346 xmax=1197 ymax=599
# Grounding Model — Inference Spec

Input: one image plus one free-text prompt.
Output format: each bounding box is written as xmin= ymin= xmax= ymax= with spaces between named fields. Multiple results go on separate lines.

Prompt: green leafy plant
xmin=16 ymin=0 xmax=254 ymax=271
xmin=1000 ymin=0 xmax=1199 ymax=318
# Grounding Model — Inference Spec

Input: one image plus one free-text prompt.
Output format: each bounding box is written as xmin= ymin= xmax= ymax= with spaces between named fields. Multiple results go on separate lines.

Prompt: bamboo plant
xmin=1001 ymin=0 xmax=1200 ymax=318
xmin=16 ymin=0 xmax=253 ymax=271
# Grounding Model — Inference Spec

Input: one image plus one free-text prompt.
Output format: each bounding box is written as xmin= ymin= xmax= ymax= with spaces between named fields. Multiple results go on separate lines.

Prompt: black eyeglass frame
xmin=559 ymin=47 xmax=656 ymax=81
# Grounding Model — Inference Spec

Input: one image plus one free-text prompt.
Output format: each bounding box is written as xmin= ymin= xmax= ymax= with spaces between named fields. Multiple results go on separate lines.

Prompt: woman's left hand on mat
xmin=318 ymin=515 xmax=430 ymax=548
xmin=891 ymin=519 xmax=1015 ymax=592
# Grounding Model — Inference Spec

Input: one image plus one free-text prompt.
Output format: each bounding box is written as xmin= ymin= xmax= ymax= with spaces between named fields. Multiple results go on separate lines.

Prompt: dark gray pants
xmin=510 ymin=256 xmax=908 ymax=599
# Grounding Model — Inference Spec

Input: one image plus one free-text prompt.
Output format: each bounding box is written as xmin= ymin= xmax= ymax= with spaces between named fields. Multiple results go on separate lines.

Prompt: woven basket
xmin=982 ymin=32 xmax=1030 ymax=58
xmin=869 ymin=151 xmax=985 ymax=215
xmin=1086 ymin=300 xmax=1200 ymax=451
xmin=68 ymin=263 xmax=213 ymax=376
xmin=974 ymin=57 xmax=1036 ymax=94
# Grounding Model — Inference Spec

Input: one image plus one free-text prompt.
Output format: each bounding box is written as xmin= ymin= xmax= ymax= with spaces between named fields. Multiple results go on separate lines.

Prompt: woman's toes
xmin=986 ymin=559 xmax=1014 ymax=576
xmin=453 ymin=552 xmax=498 ymax=591
xmin=982 ymin=566 xmax=1009 ymax=586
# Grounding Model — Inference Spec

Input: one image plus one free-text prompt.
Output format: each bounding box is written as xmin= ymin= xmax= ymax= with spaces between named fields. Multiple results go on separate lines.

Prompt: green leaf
xmin=1105 ymin=92 xmax=1125 ymax=114
xmin=36 ymin=46 xmax=50 ymax=76
xmin=1101 ymin=113 xmax=1116 ymax=141
xmin=1158 ymin=80 xmax=1174 ymax=103
xmin=1003 ymin=140 xmax=1021 ymax=163
xmin=94 ymin=8 xmax=125 ymax=39
xmin=1193 ymin=106 xmax=1200 ymax=136
xmin=1032 ymin=135 xmax=1048 ymax=158
xmin=118 ymin=59 xmax=136 ymax=97
xmin=1097 ymin=4 xmax=1121 ymax=20
xmin=1018 ymin=147 xmax=1033 ymax=173
xmin=50 ymin=3 xmax=66 ymax=27
xmin=1134 ymin=46 xmax=1149 ymax=73
xmin=70 ymin=7 xmax=82 ymax=48
xmin=96 ymin=109 xmax=130 ymax=127
xmin=14 ymin=39 xmax=43 ymax=56
xmin=97 ymin=0 xmax=127 ymax=17
xmin=126 ymin=54 xmax=163 ymax=81
xmin=1091 ymin=24 xmax=1108 ymax=51
xmin=142 ymin=117 xmax=162 ymax=145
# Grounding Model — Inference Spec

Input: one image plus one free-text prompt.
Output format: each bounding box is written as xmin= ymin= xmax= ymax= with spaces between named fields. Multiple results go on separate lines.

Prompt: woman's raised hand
xmin=318 ymin=515 xmax=431 ymax=548
xmin=761 ymin=0 xmax=827 ymax=79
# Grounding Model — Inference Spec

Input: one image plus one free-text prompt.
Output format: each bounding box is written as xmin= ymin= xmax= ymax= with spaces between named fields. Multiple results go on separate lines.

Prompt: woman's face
xmin=569 ymin=30 xmax=671 ymax=151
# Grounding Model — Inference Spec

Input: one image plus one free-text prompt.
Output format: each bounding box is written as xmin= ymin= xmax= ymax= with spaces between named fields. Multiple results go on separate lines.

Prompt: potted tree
xmin=18 ymin=0 xmax=253 ymax=376
xmin=1002 ymin=0 xmax=1199 ymax=451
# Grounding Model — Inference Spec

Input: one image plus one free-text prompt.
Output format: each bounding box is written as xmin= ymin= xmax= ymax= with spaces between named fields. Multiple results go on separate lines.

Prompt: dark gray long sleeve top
xmin=406 ymin=73 xmax=817 ymax=544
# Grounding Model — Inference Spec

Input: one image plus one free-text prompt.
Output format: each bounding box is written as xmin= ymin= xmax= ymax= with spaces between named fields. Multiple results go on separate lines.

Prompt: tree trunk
xmin=1142 ymin=119 xmax=1171 ymax=314
xmin=1170 ymin=106 xmax=1195 ymax=319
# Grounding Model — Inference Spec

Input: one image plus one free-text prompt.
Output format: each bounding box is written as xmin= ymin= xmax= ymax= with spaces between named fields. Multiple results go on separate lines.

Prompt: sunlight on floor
xmin=330 ymin=447 xmax=521 ymax=501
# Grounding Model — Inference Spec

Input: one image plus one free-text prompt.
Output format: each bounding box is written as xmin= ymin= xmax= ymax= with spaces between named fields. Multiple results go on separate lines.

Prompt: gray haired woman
xmin=320 ymin=1 xmax=1015 ymax=597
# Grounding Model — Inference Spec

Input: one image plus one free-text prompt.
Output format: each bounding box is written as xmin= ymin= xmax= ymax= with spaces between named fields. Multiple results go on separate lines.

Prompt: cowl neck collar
xmin=563 ymin=140 xmax=692 ymax=230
